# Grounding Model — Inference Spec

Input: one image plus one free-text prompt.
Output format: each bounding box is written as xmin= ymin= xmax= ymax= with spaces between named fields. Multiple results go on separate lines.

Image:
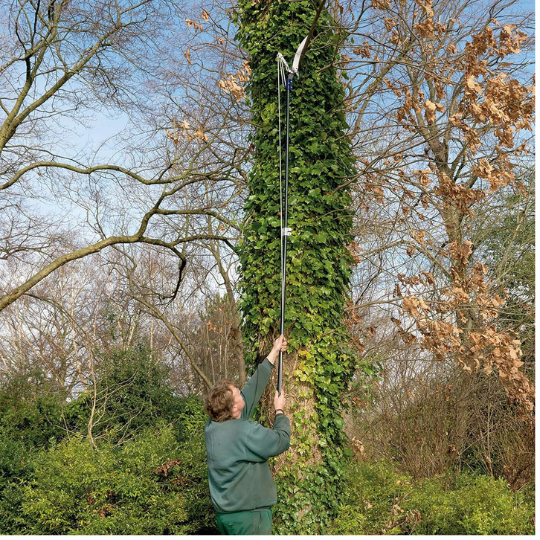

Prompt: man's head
xmin=204 ymin=380 xmax=245 ymax=421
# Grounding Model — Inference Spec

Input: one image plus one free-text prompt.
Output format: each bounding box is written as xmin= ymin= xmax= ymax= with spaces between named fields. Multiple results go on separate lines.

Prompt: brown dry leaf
xmin=218 ymin=76 xmax=245 ymax=101
xmin=414 ymin=169 xmax=432 ymax=187
xmin=415 ymin=20 xmax=435 ymax=38
xmin=390 ymin=317 xmax=402 ymax=327
xmin=415 ymin=0 xmax=434 ymax=17
xmin=348 ymin=242 xmax=362 ymax=264
xmin=185 ymin=18 xmax=202 ymax=31
xmin=195 ymin=128 xmax=208 ymax=142
xmin=166 ymin=129 xmax=179 ymax=145
xmin=412 ymin=229 xmax=426 ymax=246
xmin=353 ymin=42 xmax=373 ymax=58
xmin=465 ymin=74 xmax=482 ymax=94
xmin=384 ymin=17 xmax=396 ymax=31
xmin=470 ymin=102 xmax=486 ymax=122
xmin=400 ymin=331 xmax=417 ymax=345
xmin=403 ymin=296 xmax=430 ymax=317
xmin=155 ymin=459 xmax=182 ymax=477
xmin=424 ymin=100 xmax=437 ymax=123
xmin=351 ymin=437 xmax=365 ymax=455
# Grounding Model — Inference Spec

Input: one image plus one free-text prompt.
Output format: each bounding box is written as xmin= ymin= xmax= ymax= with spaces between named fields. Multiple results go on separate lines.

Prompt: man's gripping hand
xmin=274 ymin=390 xmax=286 ymax=414
xmin=266 ymin=335 xmax=287 ymax=365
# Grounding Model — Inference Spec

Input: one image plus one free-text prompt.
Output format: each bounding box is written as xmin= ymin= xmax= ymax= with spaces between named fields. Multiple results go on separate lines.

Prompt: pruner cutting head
xmin=292 ymin=35 xmax=309 ymax=75
xmin=277 ymin=34 xmax=309 ymax=78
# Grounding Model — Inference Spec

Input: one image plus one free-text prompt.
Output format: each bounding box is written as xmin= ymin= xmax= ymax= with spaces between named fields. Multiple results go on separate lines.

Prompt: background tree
xmin=340 ymin=0 xmax=534 ymax=490
xmin=0 ymin=0 xmax=241 ymax=312
xmin=340 ymin=0 xmax=534 ymax=410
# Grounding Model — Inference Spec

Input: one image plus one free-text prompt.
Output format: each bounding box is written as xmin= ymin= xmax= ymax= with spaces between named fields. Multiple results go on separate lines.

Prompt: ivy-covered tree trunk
xmin=236 ymin=1 xmax=359 ymax=533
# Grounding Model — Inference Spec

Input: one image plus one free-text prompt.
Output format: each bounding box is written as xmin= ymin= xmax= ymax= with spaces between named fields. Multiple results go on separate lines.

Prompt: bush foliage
xmin=21 ymin=425 xmax=214 ymax=535
xmin=0 ymin=345 xmax=218 ymax=535
xmin=0 ymin=345 xmax=533 ymax=535
xmin=330 ymin=460 xmax=534 ymax=535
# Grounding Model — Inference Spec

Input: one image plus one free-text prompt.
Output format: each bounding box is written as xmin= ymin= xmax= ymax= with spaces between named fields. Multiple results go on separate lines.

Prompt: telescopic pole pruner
xmin=275 ymin=0 xmax=326 ymax=396
xmin=276 ymin=35 xmax=308 ymax=396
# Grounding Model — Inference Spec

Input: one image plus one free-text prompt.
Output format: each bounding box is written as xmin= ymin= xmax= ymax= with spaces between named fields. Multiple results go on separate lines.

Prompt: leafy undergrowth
xmin=329 ymin=460 xmax=535 ymax=535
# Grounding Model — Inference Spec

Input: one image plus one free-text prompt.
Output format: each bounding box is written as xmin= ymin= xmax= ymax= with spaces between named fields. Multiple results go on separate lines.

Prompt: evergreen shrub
xmin=330 ymin=461 xmax=534 ymax=535
xmin=21 ymin=423 xmax=216 ymax=535
xmin=0 ymin=373 xmax=65 ymax=534
xmin=0 ymin=437 xmax=35 ymax=534
xmin=0 ymin=371 xmax=65 ymax=449
xmin=63 ymin=344 xmax=185 ymax=443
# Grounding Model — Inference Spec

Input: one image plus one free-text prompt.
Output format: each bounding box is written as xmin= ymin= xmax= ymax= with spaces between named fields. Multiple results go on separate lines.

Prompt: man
xmin=204 ymin=335 xmax=290 ymax=535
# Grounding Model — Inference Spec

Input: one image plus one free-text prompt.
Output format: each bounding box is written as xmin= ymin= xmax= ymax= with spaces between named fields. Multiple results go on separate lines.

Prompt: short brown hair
xmin=204 ymin=380 xmax=235 ymax=422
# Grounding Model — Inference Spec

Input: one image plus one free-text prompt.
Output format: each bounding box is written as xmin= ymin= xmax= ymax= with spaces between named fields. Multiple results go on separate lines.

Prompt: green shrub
xmin=21 ymin=424 xmax=217 ymax=534
xmin=64 ymin=344 xmax=186 ymax=443
xmin=0 ymin=437 xmax=35 ymax=534
xmin=408 ymin=474 xmax=534 ymax=535
xmin=330 ymin=461 xmax=534 ymax=535
xmin=0 ymin=370 xmax=66 ymax=449
xmin=331 ymin=461 xmax=415 ymax=535
xmin=0 ymin=343 xmax=218 ymax=535
xmin=0 ymin=438 xmax=31 ymax=490
xmin=173 ymin=395 xmax=218 ymax=533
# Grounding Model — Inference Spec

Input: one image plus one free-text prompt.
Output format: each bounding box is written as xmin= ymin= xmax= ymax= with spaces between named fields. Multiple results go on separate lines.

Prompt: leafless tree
xmin=0 ymin=0 xmax=247 ymax=314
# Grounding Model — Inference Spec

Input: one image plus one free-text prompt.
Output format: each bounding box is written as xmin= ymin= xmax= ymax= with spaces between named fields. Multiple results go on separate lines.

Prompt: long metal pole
xmin=278 ymin=73 xmax=292 ymax=396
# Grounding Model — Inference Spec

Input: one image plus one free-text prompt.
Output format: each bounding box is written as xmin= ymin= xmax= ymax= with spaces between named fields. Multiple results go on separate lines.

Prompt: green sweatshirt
xmin=205 ymin=359 xmax=291 ymax=514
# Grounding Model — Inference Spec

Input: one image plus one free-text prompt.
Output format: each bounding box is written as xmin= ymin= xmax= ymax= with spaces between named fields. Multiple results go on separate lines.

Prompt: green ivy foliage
xmin=235 ymin=0 xmax=362 ymax=532
xmin=236 ymin=0 xmax=355 ymax=357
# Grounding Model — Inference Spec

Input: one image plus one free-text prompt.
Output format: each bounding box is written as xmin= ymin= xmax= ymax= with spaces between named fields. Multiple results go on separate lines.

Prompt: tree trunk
xmin=236 ymin=1 xmax=359 ymax=533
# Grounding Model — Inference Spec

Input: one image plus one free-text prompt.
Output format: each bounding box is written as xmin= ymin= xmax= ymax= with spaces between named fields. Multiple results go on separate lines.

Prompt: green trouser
xmin=216 ymin=508 xmax=272 ymax=535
